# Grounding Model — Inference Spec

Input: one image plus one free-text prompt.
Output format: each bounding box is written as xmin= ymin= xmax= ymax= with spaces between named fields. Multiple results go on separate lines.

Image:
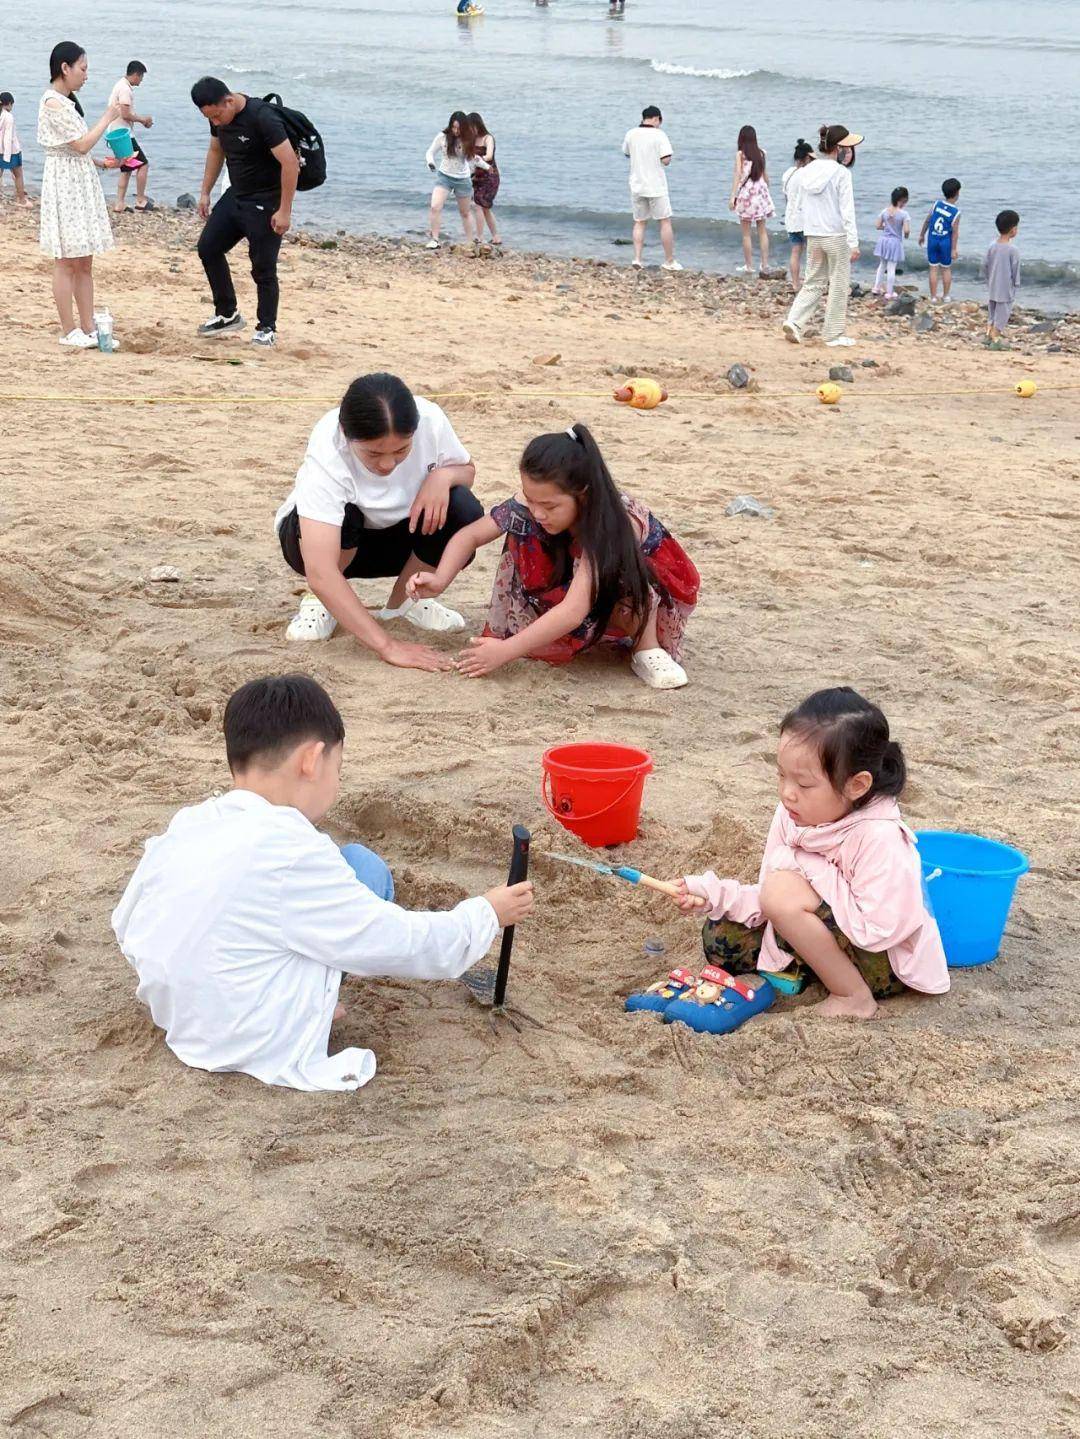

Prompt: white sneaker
xmin=286 ymin=591 xmax=337 ymax=641
xmin=59 ymin=328 xmax=98 ymax=349
xmin=825 ymin=335 xmax=856 ymax=347
xmin=376 ymin=598 xmax=465 ymax=632
xmin=661 ymin=260 xmax=684 ymax=271
xmin=425 ymin=237 xmax=441 ymax=250
xmin=631 ymin=259 xmax=644 ymax=269
xmin=630 ymin=648 xmax=688 ymax=690
xmin=782 ymin=320 xmax=801 ymax=345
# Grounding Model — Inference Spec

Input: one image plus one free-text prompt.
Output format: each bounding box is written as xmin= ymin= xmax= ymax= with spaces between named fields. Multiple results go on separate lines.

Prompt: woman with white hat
xmin=782 ymin=124 xmax=863 ymax=347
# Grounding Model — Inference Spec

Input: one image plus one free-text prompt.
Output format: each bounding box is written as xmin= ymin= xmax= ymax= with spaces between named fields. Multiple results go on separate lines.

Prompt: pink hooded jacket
xmin=684 ymin=797 xmax=949 ymax=995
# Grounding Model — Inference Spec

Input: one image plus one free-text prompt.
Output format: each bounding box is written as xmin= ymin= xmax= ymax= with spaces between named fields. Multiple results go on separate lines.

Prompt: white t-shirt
xmin=112 ymin=790 xmax=500 ymax=1092
xmin=274 ymin=397 xmax=471 ymax=533
xmin=782 ymin=164 xmax=805 ymax=231
xmin=108 ymin=78 xmax=134 ymax=134
xmin=622 ymin=125 xmax=673 ymax=197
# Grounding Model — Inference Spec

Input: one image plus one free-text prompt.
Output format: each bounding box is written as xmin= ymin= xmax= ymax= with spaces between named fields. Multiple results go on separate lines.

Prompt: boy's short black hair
xmin=190 ymin=76 xmax=231 ymax=109
xmin=127 ymin=60 xmax=147 ymax=77
xmin=0 ymin=92 xmax=14 ymax=106
xmin=642 ymin=105 xmax=662 ymax=121
xmin=223 ymin=674 xmax=345 ymax=771
xmin=942 ymin=177 xmax=961 ymax=200
xmin=996 ymin=208 xmax=1020 ymax=235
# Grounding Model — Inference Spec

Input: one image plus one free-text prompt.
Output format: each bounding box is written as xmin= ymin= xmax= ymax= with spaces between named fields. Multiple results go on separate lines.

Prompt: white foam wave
xmin=222 ymin=63 xmax=309 ymax=80
xmin=650 ymin=60 xmax=754 ymax=80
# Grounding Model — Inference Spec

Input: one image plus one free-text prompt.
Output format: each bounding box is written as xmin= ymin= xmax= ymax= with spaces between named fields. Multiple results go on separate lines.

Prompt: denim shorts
xmin=788 ymin=230 xmax=805 ymax=244
xmin=433 ymin=169 xmax=473 ymax=198
xmin=0 ymin=152 xmax=22 ymax=171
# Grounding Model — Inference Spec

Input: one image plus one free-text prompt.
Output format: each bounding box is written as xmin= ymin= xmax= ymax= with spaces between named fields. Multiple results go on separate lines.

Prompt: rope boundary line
xmin=3 ymin=383 xmax=1077 ymax=406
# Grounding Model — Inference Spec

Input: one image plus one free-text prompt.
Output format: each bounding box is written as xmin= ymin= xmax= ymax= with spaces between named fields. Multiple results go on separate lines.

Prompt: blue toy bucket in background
xmin=915 ymin=830 xmax=1029 ymax=968
xmin=105 ymin=127 xmax=135 ymax=161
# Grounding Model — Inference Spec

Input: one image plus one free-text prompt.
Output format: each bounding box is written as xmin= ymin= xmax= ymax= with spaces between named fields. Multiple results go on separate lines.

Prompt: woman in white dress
xmin=38 ymin=42 xmax=120 ymax=348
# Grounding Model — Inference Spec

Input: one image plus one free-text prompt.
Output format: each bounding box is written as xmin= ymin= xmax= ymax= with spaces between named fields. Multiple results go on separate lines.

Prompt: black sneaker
xmin=197 ymin=311 xmax=245 ymax=337
xmin=251 ymin=327 xmax=276 ymax=348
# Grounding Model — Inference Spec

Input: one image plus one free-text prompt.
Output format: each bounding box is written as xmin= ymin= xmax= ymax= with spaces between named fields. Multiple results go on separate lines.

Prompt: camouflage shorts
xmin=702 ymin=902 xmax=907 ymax=1000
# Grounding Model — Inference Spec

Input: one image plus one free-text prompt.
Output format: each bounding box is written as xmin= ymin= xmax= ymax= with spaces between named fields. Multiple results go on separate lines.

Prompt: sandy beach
xmin=1 ymin=207 xmax=1078 ymax=1437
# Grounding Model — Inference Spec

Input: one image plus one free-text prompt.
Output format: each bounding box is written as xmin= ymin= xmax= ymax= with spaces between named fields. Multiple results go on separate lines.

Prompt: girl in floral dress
xmin=729 ymin=123 xmax=774 ymax=275
xmin=406 ymin=423 xmax=699 ymax=689
xmin=38 ymin=42 xmax=119 ymax=347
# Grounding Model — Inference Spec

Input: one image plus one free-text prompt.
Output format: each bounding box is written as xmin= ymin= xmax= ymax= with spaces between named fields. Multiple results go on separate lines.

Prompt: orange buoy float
xmin=1014 ymin=379 xmax=1037 ymax=399
xmin=613 ymin=377 xmax=668 ymax=410
xmin=816 ymin=382 xmax=842 ymax=405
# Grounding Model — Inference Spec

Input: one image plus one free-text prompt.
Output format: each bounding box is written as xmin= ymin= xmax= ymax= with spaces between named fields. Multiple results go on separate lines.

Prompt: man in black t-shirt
xmin=190 ymin=77 xmax=300 ymax=347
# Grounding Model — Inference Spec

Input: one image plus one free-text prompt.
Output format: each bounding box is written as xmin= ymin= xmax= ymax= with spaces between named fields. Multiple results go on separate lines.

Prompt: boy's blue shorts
xmin=927 ymin=237 xmax=953 ymax=267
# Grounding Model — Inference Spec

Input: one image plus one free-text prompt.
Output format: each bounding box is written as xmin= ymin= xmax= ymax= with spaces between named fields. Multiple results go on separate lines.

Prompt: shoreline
xmin=7 ymin=202 xmax=1079 ymax=357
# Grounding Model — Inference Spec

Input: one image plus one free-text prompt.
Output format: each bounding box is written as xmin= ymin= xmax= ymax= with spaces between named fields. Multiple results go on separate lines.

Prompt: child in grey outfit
xmin=984 ymin=208 xmax=1020 ymax=340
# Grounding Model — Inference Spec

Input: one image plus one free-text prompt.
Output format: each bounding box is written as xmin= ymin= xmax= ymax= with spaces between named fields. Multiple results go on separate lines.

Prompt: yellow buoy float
xmin=613 ymin=377 xmax=668 ymax=410
xmin=816 ymin=382 xmax=842 ymax=405
xmin=1015 ymin=379 xmax=1037 ymax=399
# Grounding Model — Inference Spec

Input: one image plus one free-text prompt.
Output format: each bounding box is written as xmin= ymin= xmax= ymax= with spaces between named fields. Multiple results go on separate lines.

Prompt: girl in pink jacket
xmin=673 ymin=687 xmax=948 ymax=1020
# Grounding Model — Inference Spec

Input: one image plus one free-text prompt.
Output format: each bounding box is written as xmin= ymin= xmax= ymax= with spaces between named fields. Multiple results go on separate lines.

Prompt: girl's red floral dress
xmin=482 ymin=494 xmax=699 ymax=664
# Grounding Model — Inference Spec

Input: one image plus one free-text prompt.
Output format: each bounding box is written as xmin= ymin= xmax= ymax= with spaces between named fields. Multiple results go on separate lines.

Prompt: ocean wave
xmin=222 ymin=62 xmax=310 ymax=80
xmin=649 ymin=61 xmax=755 ymax=80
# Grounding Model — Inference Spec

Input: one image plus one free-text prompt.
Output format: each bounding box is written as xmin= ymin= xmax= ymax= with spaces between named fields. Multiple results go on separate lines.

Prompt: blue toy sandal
xmin=663 ymin=964 xmax=775 ymax=1035
xmin=625 ymin=966 xmax=698 ymax=1015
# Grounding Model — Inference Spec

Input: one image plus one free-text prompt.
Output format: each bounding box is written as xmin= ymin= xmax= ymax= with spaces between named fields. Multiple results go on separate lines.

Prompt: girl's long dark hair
xmin=467 ymin=111 xmax=489 ymax=139
xmin=49 ymin=41 xmax=86 ymax=116
xmin=443 ymin=110 xmax=475 ymax=160
xmin=780 ymin=687 xmax=907 ymax=809
xmin=737 ymin=124 xmax=765 ymax=182
xmin=520 ymin=423 xmax=652 ymax=647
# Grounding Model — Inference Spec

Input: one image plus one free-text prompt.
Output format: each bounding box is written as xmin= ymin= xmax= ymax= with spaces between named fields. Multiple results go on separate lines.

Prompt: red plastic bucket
xmin=541 ymin=742 xmax=653 ymax=848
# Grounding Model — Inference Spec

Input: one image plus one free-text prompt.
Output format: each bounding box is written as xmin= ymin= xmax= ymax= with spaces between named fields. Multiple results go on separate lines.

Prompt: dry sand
xmin=1 ymin=207 xmax=1078 ymax=1438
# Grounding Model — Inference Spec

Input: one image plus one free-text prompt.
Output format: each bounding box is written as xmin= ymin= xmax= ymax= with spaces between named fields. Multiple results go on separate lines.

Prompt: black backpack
xmin=261 ymin=93 xmax=326 ymax=191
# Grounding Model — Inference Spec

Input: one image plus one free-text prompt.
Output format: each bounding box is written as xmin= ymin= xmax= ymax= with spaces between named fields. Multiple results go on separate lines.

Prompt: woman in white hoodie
xmin=782 ymin=124 xmax=862 ymax=348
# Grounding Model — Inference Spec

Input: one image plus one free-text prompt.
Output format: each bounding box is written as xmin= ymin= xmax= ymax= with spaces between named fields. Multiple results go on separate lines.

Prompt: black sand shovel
xmin=461 ymin=824 xmax=531 ymax=1011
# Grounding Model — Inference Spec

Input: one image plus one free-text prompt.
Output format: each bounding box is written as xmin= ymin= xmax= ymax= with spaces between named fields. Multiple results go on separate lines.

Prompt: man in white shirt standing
xmin=107 ymin=60 xmax=153 ymax=213
xmin=621 ymin=105 xmax=681 ymax=271
xmin=113 ymin=674 xmax=534 ymax=1092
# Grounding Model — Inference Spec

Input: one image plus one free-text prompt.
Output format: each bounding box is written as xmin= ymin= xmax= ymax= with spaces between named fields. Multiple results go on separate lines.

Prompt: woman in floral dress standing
xmin=729 ymin=123 xmax=774 ymax=275
xmin=38 ymin=41 xmax=119 ymax=348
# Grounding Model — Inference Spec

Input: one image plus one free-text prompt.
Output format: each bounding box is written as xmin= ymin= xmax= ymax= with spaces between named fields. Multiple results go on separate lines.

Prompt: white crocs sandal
xmin=376 ymin=598 xmax=465 ymax=633
xmin=630 ymin=647 xmax=688 ymax=690
xmin=286 ymin=591 xmax=337 ymax=642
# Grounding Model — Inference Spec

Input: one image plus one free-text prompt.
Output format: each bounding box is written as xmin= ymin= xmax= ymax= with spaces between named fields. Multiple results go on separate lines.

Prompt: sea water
xmin=9 ymin=0 xmax=1078 ymax=311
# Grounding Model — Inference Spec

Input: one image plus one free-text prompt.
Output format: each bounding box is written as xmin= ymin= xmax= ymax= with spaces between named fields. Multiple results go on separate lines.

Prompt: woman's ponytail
xmin=49 ymin=41 xmax=86 ymax=115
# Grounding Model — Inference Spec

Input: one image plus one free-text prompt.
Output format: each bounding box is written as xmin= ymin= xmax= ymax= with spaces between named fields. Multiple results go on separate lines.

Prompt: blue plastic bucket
xmin=105 ymin=127 xmax=135 ymax=161
xmin=915 ymin=830 xmax=1029 ymax=968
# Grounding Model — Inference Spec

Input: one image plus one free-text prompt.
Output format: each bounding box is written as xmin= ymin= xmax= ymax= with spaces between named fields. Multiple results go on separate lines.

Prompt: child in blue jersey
xmin=918 ymin=178 xmax=961 ymax=302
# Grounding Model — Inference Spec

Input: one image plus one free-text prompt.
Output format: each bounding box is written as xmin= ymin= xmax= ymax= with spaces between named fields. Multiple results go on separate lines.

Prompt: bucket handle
xmin=924 ymin=868 xmax=942 ymax=884
xmin=542 ymin=768 xmax=644 ymax=825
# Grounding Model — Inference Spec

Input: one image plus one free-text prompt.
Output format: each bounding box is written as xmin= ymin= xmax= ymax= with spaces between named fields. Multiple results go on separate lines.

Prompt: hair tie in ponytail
xmin=566 ymin=425 xmax=579 ymax=441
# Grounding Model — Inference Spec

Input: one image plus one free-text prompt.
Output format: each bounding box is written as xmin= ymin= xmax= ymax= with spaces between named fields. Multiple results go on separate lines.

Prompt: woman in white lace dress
xmin=38 ymin=42 xmax=120 ymax=348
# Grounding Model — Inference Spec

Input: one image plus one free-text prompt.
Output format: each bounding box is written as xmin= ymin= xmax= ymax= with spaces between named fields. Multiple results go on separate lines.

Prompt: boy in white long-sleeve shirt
xmin=112 ymin=674 xmax=533 ymax=1091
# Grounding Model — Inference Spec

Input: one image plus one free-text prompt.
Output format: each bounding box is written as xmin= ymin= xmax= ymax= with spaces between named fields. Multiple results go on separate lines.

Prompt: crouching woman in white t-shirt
xmin=275 ymin=372 xmax=484 ymax=672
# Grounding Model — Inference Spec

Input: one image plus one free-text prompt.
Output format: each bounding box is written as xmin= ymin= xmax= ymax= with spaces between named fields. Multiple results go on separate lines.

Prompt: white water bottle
xmin=95 ymin=309 xmax=114 ymax=354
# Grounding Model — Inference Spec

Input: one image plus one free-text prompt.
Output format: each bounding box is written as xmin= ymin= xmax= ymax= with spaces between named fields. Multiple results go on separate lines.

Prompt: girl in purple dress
xmin=873 ymin=186 xmax=910 ymax=299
